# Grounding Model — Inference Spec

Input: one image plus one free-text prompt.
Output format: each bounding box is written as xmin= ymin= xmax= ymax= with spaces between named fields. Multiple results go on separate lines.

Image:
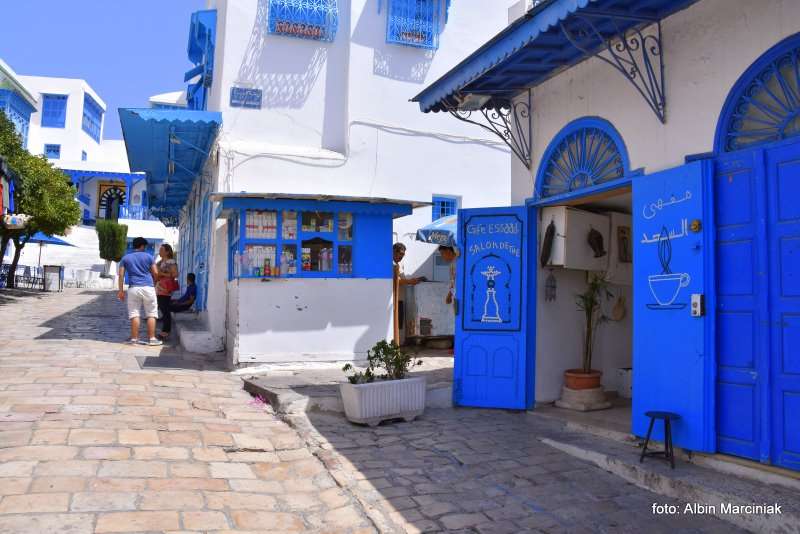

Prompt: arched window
xmin=536 ymin=117 xmax=629 ymax=199
xmin=717 ymin=33 xmax=800 ymax=153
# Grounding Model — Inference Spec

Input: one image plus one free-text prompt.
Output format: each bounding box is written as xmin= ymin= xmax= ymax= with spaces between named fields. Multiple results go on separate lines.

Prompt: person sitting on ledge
xmin=170 ymin=272 xmax=197 ymax=313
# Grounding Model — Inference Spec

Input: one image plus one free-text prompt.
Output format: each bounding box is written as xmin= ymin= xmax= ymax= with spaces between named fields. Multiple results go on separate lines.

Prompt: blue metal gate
xmin=453 ymin=207 xmax=531 ymax=409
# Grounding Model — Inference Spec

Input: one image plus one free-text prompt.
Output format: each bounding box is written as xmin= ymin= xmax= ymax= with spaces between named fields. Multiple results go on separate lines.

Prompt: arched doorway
xmin=98 ymin=185 xmax=126 ymax=221
xmin=714 ymin=33 xmax=800 ymax=471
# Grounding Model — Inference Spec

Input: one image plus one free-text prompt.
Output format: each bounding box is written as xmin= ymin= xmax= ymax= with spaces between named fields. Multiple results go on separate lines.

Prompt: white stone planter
xmin=339 ymin=376 xmax=426 ymax=426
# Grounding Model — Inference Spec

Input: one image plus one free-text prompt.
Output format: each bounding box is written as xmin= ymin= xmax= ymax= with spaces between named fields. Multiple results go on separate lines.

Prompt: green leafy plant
xmin=0 ymin=113 xmax=81 ymax=286
xmin=96 ymin=220 xmax=129 ymax=262
xmin=575 ymin=273 xmax=614 ymax=374
xmin=342 ymin=340 xmax=423 ymax=384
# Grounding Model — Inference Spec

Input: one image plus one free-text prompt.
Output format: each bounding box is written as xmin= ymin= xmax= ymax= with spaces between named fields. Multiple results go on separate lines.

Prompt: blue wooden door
xmin=633 ymin=161 xmax=716 ymax=452
xmin=454 ymin=207 xmax=529 ymax=409
xmin=765 ymin=142 xmax=800 ymax=471
xmin=714 ymin=150 xmax=769 ymax=462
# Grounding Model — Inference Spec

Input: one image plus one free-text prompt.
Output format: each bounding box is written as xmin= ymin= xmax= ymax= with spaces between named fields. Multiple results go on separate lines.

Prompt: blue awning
xmin=413 ymin=0 xmax=698 ymax=113
xmin=119 ymin=109 xmax=221 ymax=223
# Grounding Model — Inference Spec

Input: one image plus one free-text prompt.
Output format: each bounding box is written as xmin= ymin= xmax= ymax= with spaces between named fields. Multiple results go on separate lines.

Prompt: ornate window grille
xmin=41 ymin=94 xmax=68 ymax=128
xmin=81 ymin=94 xmax=103 ymax=142
xmin=386 ymin=0 xmax=443 ymax=50
xmin=538 ymin=118 xmax=628 ymax=199
xmin=720 ymin=42 xmax=800 ymax=152
xmin=267 ymin=0 xmax=339 ymax=42
xmin=44 ymin=144 xmax=61 ymax=160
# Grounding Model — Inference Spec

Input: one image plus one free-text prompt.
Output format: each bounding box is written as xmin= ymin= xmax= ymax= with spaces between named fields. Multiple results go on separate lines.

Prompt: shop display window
xmin=231 ymin=208 xmax=355 ymax=279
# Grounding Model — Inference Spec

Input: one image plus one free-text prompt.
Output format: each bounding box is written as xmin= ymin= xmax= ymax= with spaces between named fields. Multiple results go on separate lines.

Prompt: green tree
xmin=96 ymin=220 xmax=128 ymax=276
xmin=0 ymin=113 xmax=81 ymax=287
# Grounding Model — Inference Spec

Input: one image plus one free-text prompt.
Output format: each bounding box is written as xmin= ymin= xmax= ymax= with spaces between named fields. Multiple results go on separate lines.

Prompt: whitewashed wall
xmin=184 ymin=0 xmax=518 ymax=363
xmin=510 ymin=0 xmax=800 ymax=402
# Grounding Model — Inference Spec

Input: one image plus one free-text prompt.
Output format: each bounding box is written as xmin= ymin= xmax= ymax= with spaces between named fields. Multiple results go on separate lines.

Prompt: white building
xmin=413 ymin=0 xmax=800 ymax=473
xmin=1 ymin=65 xmax=171 ymax=273
xmin=121 ymin=1 xmax=515 ymax=366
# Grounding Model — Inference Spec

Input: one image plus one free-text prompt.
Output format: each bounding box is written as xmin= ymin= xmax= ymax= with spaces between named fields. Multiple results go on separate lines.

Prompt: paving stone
xmin=231 ymin=510 xmax=306 ymax=531
xmin=118 ymin=429 xmax=159 ymax=445
xmin=182 ymin=510 xmax=230 ymax=530
xmin=82 ymin=446 xmax=131 ymax=460
xmin=95 ymin=511 xmax=180 ymax=532
xmin=133 ymin=446 xmax=190 ymax=460
xmin=29 ymin=428 xmax=69 ymax=445
xmin=209 ymin=462 xmax=256 ymax=479
xmin=88 ymin=478 xmax=149 ymax=492
xmin=139 ymin=490 xmax=205 ymax=510
xmin=0 ymin=492 xmax=70 ymax=513
xmin=71 ymin=491 xmax=138 ymax=511
xmin=98 ymin=460 xmax=167 ymax=478
xmin=206 ymin=491 xmax=278 ymax=510
xmin=0 ymin=513 xmax=94 ymax=534
xmin=0 ymin=461 xmax=36 ymax=477
xmin=30 ymin=476 xmax=87 ymax=493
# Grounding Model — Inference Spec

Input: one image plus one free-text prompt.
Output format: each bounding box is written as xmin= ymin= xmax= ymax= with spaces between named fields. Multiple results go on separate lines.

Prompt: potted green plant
xmin=564 ymin=273 xmax=613 ymax=390
xmin=340 ymin=340 xmax=424 ymax=426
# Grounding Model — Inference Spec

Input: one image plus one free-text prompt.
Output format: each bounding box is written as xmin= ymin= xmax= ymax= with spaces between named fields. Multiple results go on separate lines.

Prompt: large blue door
xmin=714 ymin=150 xmax=769 ymax=462
xmin=766 ymin=142 xmax=800 ymax=471
xmin=633 ymin=161 xmax=716 ymax=452
xmin=454 ymin=207 xmax=529 ymax=409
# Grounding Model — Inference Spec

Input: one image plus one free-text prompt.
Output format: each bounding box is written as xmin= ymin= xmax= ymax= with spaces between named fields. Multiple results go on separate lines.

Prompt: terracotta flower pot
xmin=564 ymin=369 xmax=602 ymax=390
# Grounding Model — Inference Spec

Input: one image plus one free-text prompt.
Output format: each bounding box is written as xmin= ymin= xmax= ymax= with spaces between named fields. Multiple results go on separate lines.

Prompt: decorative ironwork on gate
xmin=720 ymin=45 xmax=800 ymax=152
xmin=268 ymin=0 xmax=339 ymax=42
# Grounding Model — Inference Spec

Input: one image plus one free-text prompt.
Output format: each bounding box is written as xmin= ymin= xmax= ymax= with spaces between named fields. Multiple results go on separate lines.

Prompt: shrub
xmin=96 ymin=220 xmax=129 ymax=262
xmin=342 ymin=340 xmax=422 ymax=384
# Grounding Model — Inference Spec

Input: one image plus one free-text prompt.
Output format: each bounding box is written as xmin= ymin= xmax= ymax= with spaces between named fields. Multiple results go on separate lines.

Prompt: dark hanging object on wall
xmin=587 ymin=228 xmax=607 ymax=258
xmin=545 ymin=270 xmax=557 ymax=302
xmin=540 ymin=220 xmax=556 ymax=267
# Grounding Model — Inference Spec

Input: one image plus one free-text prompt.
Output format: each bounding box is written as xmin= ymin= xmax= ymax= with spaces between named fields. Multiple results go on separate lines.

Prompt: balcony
xmin=119 ymin=205 xmax=159 ymax=221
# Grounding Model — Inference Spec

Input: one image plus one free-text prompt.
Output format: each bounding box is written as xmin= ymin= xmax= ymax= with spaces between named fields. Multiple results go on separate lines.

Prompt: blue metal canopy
xmin=118 ymin=109 xmax=221 ymax=223
xmin=412 ymin=0 xmax=698 ymax=115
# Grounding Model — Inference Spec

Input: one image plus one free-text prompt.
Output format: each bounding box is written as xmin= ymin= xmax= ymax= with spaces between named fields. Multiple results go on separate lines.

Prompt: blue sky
xmin=0 ymin=1 xmax=206 ymax=140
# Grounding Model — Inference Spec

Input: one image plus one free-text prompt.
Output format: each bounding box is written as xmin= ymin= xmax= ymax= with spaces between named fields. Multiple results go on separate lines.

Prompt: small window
xmin=41 ymin=94 xmax=67 ymax=128
xmin=301 ymin=211 xmax=334 ymax=233
xmin=44 ymin=144 xmax=61 ymax=159
xmin=245 ymin=210 xmax=277 ymax=239
xmin=337 ymin=212 xmax=353 ymax=241
xmin=81 ymin=151 xmax=87 ymax=161
xmin=432 ymin=195 xmax=458 ymax=221
xmin=82 ymin=94 xmax=103 ymax=142
xmin=301 ymin=237 xmax=334 ymax=272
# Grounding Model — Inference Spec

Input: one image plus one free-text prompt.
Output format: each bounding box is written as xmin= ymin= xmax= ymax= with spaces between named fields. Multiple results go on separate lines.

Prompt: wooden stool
xmin=639 ymin=411 xmax=680 ymax=469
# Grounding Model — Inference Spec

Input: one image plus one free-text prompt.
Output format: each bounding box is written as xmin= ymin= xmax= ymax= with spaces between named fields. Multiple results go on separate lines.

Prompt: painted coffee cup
xmin=648 ymin=272 xmax=690 ymax=306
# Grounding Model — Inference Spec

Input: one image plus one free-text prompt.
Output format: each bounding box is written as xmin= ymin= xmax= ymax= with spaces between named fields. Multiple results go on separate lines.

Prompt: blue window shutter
xmin=41 ymin=94 xmax=67 ymax=128
xmin=44 ymin=144 xmax=61 ymax=159
xmin=81 ymin=151 xmax=87 ymax=161
xmin=81 ymin=94 xmax=103 ymax=142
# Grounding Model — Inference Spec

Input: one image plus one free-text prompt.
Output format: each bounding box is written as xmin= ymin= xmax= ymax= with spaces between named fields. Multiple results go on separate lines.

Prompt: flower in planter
xmin=342 ymin=340 xmax=422 ymax=384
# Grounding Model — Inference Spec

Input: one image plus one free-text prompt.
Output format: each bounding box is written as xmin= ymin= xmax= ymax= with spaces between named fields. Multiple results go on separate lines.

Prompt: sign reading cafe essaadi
xmin=467 ymin=222 xmax=522 ymax=257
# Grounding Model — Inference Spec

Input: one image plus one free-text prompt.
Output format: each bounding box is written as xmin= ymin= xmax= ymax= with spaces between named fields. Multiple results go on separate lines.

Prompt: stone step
xmin=538 ymin=433 xmax=800 ymax=533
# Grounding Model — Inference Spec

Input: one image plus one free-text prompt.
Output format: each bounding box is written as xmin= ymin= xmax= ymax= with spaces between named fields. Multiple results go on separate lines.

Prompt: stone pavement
xmin=0 ymin=289 xmax=373 ymax=534
xmin=287 ymin=410 xmax=749 ymax=534
xmin=0 ymin=288 xmax=761 ymax=533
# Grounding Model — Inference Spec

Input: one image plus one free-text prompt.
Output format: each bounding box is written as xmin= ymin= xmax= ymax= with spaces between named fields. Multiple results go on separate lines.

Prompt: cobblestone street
xmin=0 ymin=289 xmax=750 ymax=533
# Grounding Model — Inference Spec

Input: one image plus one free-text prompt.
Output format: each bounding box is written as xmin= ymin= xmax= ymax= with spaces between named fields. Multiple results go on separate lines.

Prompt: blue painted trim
xmin=527 ymin=175 xmax=633 ymax=208
xmin=526 ymin=205 xmax=537 ymax=409
xmin=40 ymin=94 xmax=68 ymax=128
xmin=267 ymin=0 xmax=338 ymax=42
xmin=701 ymin=158 xmax=718 ymax=453
xmin=82 ymin=93 xmax=103 ymax=142
xmin=386 ymin=0 xmax=442 ymax=50
xmin=715 ymin=32 xmax=800 ymax=154
xmin=44 ymin=144 xmax=61 ymax=160
xmin=220 ymin=197 xmax=412 ymax=218
xmin=534 ymin=116 xmax=631 ymax=200
xmin=412 ymin=0 xmax=699 ymax=112
xmin=431 ymin=195 xmax=458 ymax=221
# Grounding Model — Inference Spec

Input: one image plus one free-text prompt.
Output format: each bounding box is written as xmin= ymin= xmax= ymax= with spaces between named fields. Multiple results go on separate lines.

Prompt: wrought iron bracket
xmin=560 ymin=15 xmax=666 ymax=123
xmin=445 ymin=89 xmax=532 ymax=169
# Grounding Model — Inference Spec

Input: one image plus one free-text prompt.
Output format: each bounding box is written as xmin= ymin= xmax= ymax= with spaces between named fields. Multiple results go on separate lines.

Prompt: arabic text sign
xmin=461 ymin=213 xmax=524 ymax=331
xmin=230 ymin=87 xmax=263 ymax=109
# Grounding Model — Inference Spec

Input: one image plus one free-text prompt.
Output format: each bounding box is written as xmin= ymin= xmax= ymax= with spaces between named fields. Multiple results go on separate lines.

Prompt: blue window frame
xmin=267 ymin=0 xmax=339 ymax=42
xmin=386 ymin=0 xmax=443 ymax=50
xmin=432 ymin=195 xmax=458 ymax=221
xmin=41 ymin=94 xmax=67 ymax=128
xmin=536 ymin=117 xmax=630 ymax=199
xmin=81 ymin=151 xmax=87 ymax=161
xmin=44 ymin=144 xmax=61 ymax=159
xmin=81 ymin=94 xmax=103 ymax=142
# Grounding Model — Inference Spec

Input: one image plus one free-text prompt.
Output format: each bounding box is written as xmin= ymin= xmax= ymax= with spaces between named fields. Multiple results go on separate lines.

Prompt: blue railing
xmin=119 ymin=205 xmax=158 ymax=221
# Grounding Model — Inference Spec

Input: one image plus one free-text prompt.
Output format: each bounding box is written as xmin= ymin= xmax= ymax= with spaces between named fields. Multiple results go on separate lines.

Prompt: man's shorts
xmin=127 ymin=286 xmax=158 ymax=319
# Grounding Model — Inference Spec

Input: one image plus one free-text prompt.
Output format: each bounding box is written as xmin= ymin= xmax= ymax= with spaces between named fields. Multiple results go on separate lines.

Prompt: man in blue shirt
xmin=118 ymin=237 xmax=161 ymax=346
xmin=170 ymin=272 xmax=197 ymax=313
